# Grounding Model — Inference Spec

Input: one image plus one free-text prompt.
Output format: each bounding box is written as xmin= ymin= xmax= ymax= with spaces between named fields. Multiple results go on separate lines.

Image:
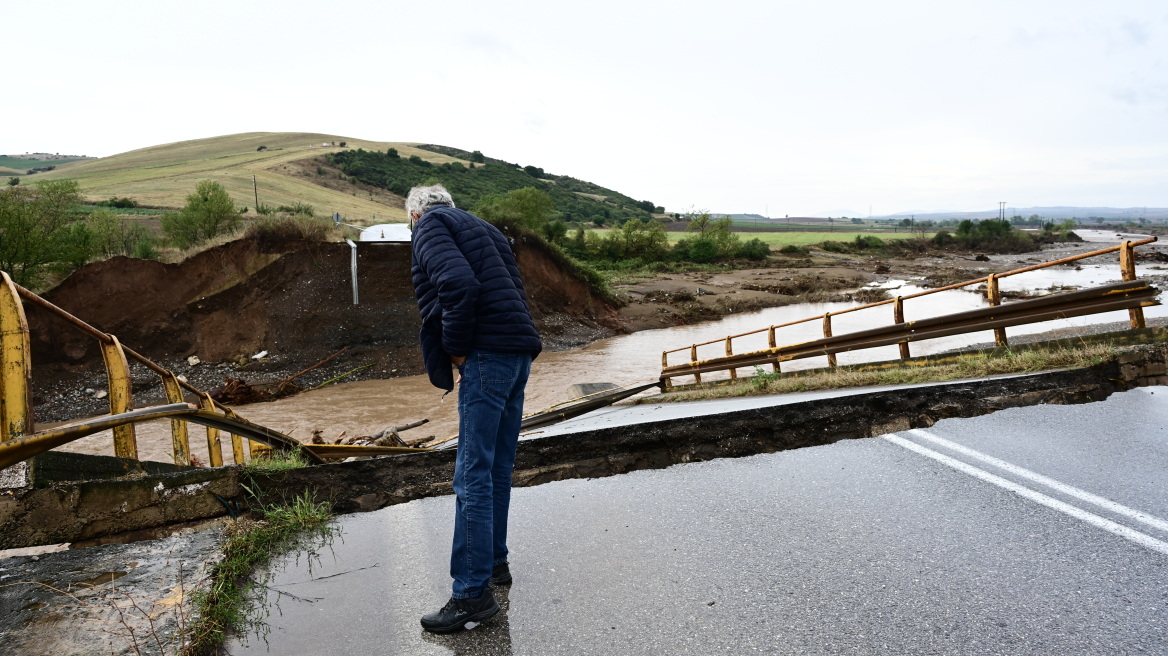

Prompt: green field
xmin=588 ymin=229 xmax=936 ymax=247
xmin=0 ymin=156 xmax=87 ymax=171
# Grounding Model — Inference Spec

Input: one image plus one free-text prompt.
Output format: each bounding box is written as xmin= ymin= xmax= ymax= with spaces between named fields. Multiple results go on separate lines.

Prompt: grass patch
xmin=242 ymin=448 xmax=313 ymax=474
xmin=184 ymin=489 xmax=332 ymax=656
xmin=652 ymin=342 xmax=1119 ymax=403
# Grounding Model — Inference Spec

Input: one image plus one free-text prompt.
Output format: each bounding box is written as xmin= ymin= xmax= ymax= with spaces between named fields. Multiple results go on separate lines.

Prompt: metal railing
xmin=0 ymin=272 xmax=323 ymax=469
xmin=661 ymin=238 xmax=1159 ymax=386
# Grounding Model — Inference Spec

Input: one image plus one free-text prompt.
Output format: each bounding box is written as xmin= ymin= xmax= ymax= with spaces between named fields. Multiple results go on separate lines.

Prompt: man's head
xmin=406 ymin=184 xmax=455 ymax=225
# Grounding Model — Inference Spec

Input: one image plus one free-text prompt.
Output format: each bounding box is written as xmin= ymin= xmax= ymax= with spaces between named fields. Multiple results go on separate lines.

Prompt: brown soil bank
xmin=26 ymin=238 xmax=621 ymax=411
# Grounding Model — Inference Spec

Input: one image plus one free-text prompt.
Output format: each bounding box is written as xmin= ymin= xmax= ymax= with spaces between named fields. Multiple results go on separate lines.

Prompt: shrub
xmin=820 ymin=240 xmax=851 ymax=253
xmin=779 ymin=244 xmax=810 ymax=255
xmin=244 ymin=214 xmax=338 ymax=244
xmin=735 ymin=237 xmax=771 ymax=260
xmin=257 ymin=145 xmax=268 ymax=152
xmin=853 ymin=235 xmax=885 ymax=250
xmin=95 ymin=196 xmax=139 ymax=209
xmin=6 ymin=177 xmax=18 ymax=186
xmin=274 ymin=202 xmax=315 ymax=217
xmin=162 ymin=180 xmax=242 ymax=249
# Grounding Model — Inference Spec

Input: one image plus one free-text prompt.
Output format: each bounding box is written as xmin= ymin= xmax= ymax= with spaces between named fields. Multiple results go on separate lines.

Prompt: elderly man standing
xmin=407 ymin=184 xmax=542 ymax=633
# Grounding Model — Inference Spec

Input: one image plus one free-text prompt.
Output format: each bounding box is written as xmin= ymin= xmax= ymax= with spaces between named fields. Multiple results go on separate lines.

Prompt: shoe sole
xmin=421 ymin=603 xmax=500 ymax=634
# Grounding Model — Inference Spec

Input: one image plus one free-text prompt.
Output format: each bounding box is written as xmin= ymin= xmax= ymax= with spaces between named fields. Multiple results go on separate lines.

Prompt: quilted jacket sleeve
xmin=414 ymin=215 xmax=481 ymax=357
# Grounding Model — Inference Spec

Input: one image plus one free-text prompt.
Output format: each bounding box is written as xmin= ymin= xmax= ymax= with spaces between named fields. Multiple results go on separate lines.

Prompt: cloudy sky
xmin=6 ymin=1 xmax=1166 ymax=216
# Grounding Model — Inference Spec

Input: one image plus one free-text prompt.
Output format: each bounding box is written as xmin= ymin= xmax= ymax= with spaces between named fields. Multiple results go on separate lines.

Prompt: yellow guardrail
xmin=661 ymin=237 xmax=1159 ymax=386
xmin=0 ymin=272 xmax=326 ymax=469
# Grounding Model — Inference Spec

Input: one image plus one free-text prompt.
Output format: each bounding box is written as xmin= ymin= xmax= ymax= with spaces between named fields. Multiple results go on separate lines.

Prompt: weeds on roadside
xmin=183 ymin=490 xmax=333 ymax=656
xmin=242 ymin=449 xmax=312 ymax=475
xmin=658 ymin=342 xmax=1120 ymax=403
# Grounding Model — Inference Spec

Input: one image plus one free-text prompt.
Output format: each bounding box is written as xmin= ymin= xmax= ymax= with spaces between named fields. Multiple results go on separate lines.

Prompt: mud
xmin=3 ymin=342 xmax=1166 ymax=551
xmin=27 ymin=236 xmax=621 ymax=423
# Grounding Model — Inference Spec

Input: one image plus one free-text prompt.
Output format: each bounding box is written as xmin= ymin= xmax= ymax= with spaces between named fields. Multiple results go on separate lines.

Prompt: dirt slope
xmin=27 ymin=238 xmax=621 ymax=415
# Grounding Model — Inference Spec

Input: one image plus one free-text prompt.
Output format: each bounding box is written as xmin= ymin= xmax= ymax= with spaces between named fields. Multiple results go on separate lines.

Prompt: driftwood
xmin=310 ymin=419 xmax=431 ymax=448
xmin=211 ymin=348 xmax=349 ymax=404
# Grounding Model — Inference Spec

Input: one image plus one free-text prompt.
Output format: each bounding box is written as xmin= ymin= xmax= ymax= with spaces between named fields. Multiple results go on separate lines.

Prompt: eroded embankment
xmin=2 ymin=344 xmax=1166 ymax=550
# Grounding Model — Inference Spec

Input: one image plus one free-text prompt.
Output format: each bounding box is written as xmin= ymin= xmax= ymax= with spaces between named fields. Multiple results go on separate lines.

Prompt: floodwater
xmin=57 ymin=232 xmax=1167 ymax=465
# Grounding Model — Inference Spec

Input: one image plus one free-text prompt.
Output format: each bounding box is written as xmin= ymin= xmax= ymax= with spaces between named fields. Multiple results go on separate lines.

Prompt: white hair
xmin=406 ymin=184 xmax=455 ymax=218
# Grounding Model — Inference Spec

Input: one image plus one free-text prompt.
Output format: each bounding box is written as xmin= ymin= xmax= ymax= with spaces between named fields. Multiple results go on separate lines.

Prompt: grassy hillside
xmin=32 ymin=133 xmax=467 ymax=223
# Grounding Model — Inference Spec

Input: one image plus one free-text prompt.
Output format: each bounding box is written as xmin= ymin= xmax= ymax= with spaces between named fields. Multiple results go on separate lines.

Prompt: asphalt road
xmin=227 ymin=386 xmax=1168 ymax=655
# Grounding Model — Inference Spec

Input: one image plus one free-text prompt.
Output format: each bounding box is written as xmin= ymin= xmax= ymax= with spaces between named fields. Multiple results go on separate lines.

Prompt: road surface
xmin=227 ymin=386 xmax=1168 ymax=655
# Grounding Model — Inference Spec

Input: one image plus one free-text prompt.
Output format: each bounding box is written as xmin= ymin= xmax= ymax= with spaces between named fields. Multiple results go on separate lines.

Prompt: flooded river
xmin=59 ymin=231 xmax=1166 ymax=464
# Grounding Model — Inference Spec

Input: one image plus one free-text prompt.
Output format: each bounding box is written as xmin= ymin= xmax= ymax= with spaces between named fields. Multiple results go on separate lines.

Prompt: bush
xmin=257 ymin=145 xmax=268 ymax=152
xmin=162 ymin=180 xmax=242 ymax=249
xmin=779 ymin=244 xmax=810 ymax=255
xmin=820 ymin=240 xmax=851 ymax=253
xmin=87 ymin=208 xmax=159 ymax=260
xmin=95 ymin=196 xmax=139 ymax=209
xmin=735 ymin=237 xmax=771 ymax=260
xmin=853 ymin=235 xmax=885 ymax=250
xmin=244 ymin=214 xmax=338 ymax=244
xmin=275 ymin=202 xmax=315 ymax=217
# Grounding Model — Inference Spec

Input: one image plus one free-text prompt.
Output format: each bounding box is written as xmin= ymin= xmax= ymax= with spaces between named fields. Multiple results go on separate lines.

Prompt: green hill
xmin=30 ymin=133 xmax=661 ymax=226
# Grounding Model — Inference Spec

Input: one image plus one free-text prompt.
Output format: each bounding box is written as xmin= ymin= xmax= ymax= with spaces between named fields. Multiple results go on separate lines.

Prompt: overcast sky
xmin=6 ymin=1 xmax=1166 ymax=216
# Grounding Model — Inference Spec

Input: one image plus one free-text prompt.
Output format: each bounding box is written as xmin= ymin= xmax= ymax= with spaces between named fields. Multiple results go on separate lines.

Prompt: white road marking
xmin=882 ymin=433 xmax=1168 ymax=557
xmin=907 ymin=428 xmax=1168 ymax=535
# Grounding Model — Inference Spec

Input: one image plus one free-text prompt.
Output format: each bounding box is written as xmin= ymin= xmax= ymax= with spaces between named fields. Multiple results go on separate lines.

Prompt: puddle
xmin=74 ymin=571 xmax=128 ymax=588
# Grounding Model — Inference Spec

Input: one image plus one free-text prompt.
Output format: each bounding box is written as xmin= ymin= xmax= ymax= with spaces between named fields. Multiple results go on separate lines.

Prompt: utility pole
xmin=253 ymin=175 xmax=260 ymax=212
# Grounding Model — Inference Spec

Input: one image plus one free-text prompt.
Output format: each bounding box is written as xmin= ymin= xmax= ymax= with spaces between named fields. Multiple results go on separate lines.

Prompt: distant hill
xmin=875 ymin=207 xmax=1168 ymax=222
xmin=29 ymin=133 xmax=446 ymax=222
xmin=27 ymin=133 xmax=661 ymax=226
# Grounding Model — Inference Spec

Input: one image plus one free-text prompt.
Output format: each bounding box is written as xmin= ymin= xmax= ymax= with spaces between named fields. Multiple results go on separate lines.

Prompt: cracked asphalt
xmin=226 ymin=386 xmax=1168 ymax=655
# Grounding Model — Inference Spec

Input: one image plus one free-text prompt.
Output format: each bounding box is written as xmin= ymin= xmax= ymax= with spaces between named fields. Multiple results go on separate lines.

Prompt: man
xmin=407 ymin=184 xmax=542 ymax=633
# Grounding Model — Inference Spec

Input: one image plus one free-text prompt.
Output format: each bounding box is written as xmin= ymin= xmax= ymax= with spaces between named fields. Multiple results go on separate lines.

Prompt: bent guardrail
xmin=661 ymin=238 xmax=1160 ymax=386
xmin=1 ymin=272 xmax=324 ymax=469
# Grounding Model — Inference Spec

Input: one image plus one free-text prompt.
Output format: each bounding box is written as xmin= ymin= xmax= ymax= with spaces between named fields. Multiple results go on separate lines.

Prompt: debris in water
xmin=251 ymin=350 xmax=268 ymax=360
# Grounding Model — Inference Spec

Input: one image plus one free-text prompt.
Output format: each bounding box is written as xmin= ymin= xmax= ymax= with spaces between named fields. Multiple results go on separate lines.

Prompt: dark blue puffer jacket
xmin=411 ymin=206 xmax=542 ymax=391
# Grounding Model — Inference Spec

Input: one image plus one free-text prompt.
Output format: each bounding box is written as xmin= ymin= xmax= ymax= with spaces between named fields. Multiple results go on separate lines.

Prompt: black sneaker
xmin=490 ymin=562 xmax=512 ymax=586
xmin=420 ymin=590 xmax=500 ymax=633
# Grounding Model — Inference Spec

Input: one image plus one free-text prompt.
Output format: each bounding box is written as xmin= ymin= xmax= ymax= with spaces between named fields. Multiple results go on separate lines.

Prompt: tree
xmin=162 ymin=180 xmax=241 ymax=249
xmin=471 ymin=150 xmax=485 ymax=163
xmin=472 ymin=187 xmax=555 ymax=232
xmin=0 ymin=179 xmax=84 ymax=286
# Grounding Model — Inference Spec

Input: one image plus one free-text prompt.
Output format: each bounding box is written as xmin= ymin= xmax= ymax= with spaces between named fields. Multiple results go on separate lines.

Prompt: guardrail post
xmin=986 ymin=274 xmax=1009 ymax=347
xmin=768 ymin=326 xmax=780 ymax=373
xmin=201 ymin=394 xmax=224 ymax=467
xmin=100 ymin=335 xmax=138 ymax=460
xmin=161 ymin=374 xmax=191 ymax=466
xmin=250 ymin=440 xmax=272 ymax=460
xmin=1120 ymin=241 xmax=1146 ymax=329
xmin=725 ymin=337 xmax=737 ymax=379
xmin=0 ymin=272 xmax=32 ymax=441
xmin=823 ymin=313 xmax=837 ymax=367
xmin=220 ymin=406 xmax=248 ymax=464
xmin=893 ymin=296 xmax=911 ymax=359
xmin=690 ymin=345 xmax=702 ymax=384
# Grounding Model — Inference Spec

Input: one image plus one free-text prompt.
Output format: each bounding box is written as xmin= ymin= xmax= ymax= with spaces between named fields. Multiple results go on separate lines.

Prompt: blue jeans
xmin=450 ymin=350 xmax=532 ymax=598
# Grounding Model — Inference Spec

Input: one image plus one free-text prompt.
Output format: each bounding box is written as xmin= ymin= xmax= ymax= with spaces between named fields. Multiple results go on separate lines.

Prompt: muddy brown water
xmin=57 ymin=280 xmax=1168 ymax=466
xmin=56 ymin=231 xmax=1168 ymax=465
